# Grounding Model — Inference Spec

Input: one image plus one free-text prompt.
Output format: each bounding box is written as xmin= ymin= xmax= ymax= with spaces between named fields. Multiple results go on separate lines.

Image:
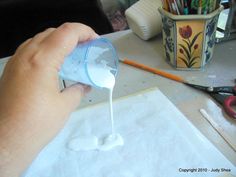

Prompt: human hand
xmin=0 ymin=23 xmax=98 ymax=177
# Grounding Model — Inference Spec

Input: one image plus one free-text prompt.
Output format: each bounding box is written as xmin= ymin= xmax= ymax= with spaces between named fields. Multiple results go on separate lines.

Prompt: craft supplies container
xmin=59 ymin=38 xmax=119 ymax=88
xmin=158 ymin=6 xmax=223 ymax=70
xmin=125 ymin=0 xmax=163 ymax=40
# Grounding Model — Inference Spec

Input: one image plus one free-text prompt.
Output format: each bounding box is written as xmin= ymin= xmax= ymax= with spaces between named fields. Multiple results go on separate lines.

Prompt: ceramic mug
xmin=158 ymin=5 xmax=223 ymax=70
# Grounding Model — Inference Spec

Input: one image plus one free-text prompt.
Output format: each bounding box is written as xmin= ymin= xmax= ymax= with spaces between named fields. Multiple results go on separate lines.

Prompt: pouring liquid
xmin=68 ymin=64 xmax=124 ymax=151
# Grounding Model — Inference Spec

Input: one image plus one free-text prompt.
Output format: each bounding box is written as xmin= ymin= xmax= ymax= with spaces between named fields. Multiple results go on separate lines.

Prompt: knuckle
xmin=45 ymin=27 xmax=55 ymax=32
xmin=31 ymin=27 xmax=55 ymax=42
xmin=16 ymin=38 xmax=31 ymax=51
xmin=32 ymin=32 xmax=42 ymax=40
xmin=60 ymin=22 xmax=74 ymax=31
xmin=29 ymin=51 xmax=45 ymax=69
xmin=78 ymin=23 xmax=93 ymax=32
xmin=60 ymin=22 xmax=93 ymax=33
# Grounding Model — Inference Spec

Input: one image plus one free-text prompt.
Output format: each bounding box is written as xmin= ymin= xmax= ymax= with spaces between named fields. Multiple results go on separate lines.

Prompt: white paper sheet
xmin=23 ymin=88 xmax=236 ymax=177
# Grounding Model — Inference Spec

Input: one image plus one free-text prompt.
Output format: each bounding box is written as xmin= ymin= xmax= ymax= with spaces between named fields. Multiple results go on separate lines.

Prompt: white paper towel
xmin=22 ymin=88 xmax=236 ymax=177
xmin=125 ymin=0 xmax=163 ymax=40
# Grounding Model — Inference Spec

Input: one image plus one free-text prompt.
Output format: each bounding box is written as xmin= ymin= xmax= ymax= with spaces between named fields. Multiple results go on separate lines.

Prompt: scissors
xmin=184 ymin=82 xmax=236 ymax=119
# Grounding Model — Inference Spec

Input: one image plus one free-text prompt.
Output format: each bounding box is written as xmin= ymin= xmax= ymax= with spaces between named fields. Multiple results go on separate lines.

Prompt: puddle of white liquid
xmin=68 ymin=63 xmax=124 ymax=151
xmin=99 ymin=133 xmax=124 ymax=151
xmin=68 ymin=134 xmax=124 ymax=151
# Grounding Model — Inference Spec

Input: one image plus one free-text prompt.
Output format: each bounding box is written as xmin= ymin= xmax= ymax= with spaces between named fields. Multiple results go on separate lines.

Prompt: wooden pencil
xmin=120 ymin=58 xmax=186 ymax=83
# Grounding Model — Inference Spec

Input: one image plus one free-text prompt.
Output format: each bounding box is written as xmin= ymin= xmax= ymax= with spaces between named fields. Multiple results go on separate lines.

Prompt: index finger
xmin=37 ymin=23 xmax=98 ymax=70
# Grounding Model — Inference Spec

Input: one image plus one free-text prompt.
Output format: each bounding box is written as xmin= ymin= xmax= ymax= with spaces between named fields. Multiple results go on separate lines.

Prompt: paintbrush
xmin=119 ymin=58 xmax=186 ymax=83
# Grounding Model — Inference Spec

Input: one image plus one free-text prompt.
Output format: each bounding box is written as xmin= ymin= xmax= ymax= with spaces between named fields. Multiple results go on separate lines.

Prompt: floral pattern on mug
xmin=178 ymin=25 xmax=203 ymax=68
xmin=159 ymin=6 xmax=222 ymax=70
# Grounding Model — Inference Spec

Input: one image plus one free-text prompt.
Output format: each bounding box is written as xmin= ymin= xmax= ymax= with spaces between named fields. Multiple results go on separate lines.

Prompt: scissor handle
xmin=223 ymin=96 xmax=236 ymax=119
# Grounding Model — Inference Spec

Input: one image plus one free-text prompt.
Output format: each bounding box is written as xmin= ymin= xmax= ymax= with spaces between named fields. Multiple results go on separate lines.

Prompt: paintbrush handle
xmin=122 ymin=58 xmax=185 ymax=83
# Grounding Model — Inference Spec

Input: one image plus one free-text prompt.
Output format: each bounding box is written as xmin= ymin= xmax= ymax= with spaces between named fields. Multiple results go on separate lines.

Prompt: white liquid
xmin=68 ymin=134 xmax=124 ymax=151
xmin=68 ymin=63 xmax=124 ymax=151
xmin=87 ymin=63 xmax=115 ymax=89
xmin=88 ymin=63 xmax=116 ymax=135
xmin=109 ymin=88 xmax=114 ymax=134
xmin=99 ymin=133 xmax=123 ymax=151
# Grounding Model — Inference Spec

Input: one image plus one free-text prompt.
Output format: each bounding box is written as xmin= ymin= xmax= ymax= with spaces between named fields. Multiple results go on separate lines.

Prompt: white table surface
xmin=0 ymin=29 xmax=236 ymax=166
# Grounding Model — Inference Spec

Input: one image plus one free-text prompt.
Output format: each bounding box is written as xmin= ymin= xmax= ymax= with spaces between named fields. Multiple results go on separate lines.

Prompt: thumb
xmin=60 ymin=83 xmax=91 ymax=110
